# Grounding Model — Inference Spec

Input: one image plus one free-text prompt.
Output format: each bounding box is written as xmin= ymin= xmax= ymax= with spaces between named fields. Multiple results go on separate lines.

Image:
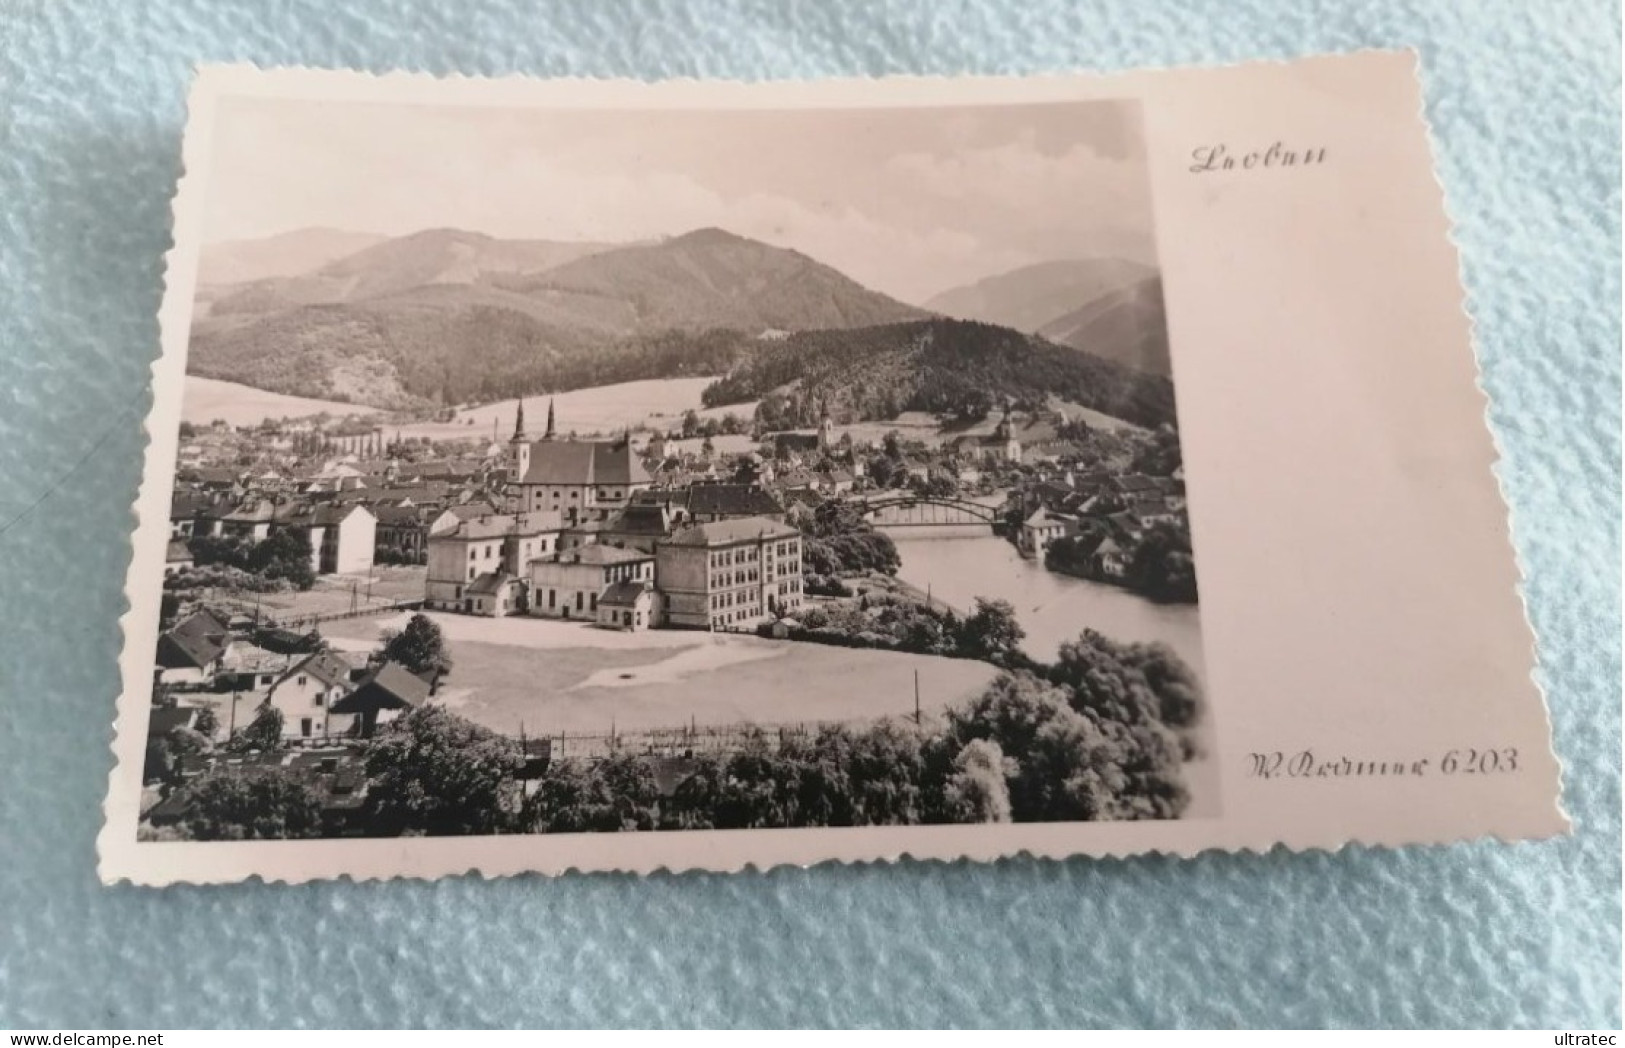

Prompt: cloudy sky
xmin=203 ymin=95 xmax=1158 ymax=305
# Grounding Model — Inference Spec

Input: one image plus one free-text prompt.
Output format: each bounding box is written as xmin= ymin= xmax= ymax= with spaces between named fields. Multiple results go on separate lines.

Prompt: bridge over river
xmin=856 ymin=491 xmax=1007 ymax=528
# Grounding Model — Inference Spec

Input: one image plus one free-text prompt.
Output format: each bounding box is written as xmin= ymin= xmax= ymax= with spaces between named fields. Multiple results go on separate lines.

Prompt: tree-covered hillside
xmin=701 ymin=318 xmax=1178 ymax=429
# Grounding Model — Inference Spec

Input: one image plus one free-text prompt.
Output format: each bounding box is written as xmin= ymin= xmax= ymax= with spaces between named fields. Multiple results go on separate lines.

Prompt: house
xmin=596 ymin=579 xmax=661 ymax=630
xmin=1126 ymin=496 xmax=1181 ymax=529
xmin=372 ymin=504 xmax=432 ymax=563
xmin=155 ymin=609 xmax=230 ymax=687
xmin=272 ymin=503 xmax=377 ymax=576
xmin=465 ymin=570 xmax=525 ymax=617
xmin=215 ymin=640 xmax=293 ymax=692
xmin=1020 ymin=506 xmax=1068 ymax=556
xmin=330 ymin=661 xmax=431 ymax=737
xmin=265 ymin=651 xmax=356 ymax=741
xmin=529 ymin=545 xmax=655 ymax=621
xmin=165 ymin=539 xmax=194 ymax=576
xmin=168 ymin=491 xmax=212 ymax=538
xmin=506 ymin=401 xmax=652 ymax=522
xmin=815 ymin=469 xmax=855 ymax=495
xmin=1094 ymin=535 xmax=1130 ymax=579
xmin=217 ymin=498 xmax=277 ymax=543
xmin=654 ymin=516 xmax=803 ymax=630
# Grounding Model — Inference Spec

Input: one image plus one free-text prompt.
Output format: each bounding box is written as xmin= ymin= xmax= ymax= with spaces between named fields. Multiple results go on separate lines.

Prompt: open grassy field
xmin=207 ymin=566 xmax=427 ymax=626
xmin=321 ymin=610 xmax=999 ymax=737
xmin=183 ymin=376 xmax=381 ymax=427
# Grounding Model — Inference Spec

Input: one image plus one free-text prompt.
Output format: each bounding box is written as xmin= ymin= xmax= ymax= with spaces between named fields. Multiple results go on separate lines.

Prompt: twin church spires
xmin=511 ymin=397 xmax=556 ymax=444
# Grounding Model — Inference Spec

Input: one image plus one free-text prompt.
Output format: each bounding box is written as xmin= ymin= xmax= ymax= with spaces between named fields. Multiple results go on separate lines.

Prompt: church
xmin=505 ymin=399 xmax=652 ymax=524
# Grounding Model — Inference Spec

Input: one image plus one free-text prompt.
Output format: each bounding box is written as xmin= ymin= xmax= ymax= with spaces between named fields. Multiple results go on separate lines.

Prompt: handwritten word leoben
xmin=1190 ymin=142 xmax=1327 ymax=173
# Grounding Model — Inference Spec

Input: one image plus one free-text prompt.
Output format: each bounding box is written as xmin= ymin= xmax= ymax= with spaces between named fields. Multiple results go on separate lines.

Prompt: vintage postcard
xmin=101 ymin=51 xmax=1564 ymax=885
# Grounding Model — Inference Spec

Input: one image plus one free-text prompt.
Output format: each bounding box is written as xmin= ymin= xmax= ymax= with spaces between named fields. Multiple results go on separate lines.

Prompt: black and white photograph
xmin=136 ymin=89 xmax=1211 ymax=843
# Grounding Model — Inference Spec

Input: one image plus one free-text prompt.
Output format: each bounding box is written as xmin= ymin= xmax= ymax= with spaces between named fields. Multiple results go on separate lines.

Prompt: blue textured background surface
xmin=0 ymin=0 xmax=1618 ymax=1029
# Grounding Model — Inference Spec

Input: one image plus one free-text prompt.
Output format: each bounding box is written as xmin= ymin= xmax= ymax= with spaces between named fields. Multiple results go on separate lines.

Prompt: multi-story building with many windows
xmin=655 ymin=516 xmax=803 ymax=630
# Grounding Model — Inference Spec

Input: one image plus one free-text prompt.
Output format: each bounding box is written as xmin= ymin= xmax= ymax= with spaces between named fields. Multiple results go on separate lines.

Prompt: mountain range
xmin=188 ymin=227 xmax=1171 ymax=415
xmin=197 ymin=228 xmax=389 ymax=286
xmin=923 ymin=258 xmax=1171 ymax=376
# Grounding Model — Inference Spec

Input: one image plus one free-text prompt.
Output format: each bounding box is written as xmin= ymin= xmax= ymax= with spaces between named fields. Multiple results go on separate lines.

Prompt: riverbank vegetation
xmin=1045 ymin=519 xmax=1198 ymax=604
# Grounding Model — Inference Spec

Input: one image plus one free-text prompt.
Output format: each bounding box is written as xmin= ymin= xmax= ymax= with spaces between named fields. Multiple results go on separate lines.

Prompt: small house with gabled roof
xmin=265 ymin=651 xmax=356 ymax=741
xmin=330 ymin=661 xmax=432 ymax=737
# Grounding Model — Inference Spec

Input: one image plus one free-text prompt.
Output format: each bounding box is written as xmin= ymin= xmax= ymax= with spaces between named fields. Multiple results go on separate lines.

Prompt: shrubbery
xmin=186 ymin=529 xmax=316 ymax=590
xmin=164 ymin=565 xmax=292 ymax=594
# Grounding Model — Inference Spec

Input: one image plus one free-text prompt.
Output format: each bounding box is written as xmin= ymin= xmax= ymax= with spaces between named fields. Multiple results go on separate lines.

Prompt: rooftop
xmin=686 ymin=483 xmax=785 ymax=519
xmin=661 ymin=516 xmax=799 ymax=548
xmin=599 ymin=579 xmax=654 ymax=606
xmin=520 ymin=438 xmax=651 ymax=487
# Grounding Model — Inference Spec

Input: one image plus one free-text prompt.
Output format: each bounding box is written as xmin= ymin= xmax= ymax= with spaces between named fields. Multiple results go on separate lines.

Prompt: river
xmin=885 ymin=526 xmax=1207 ymax=680
xmin=888 ymin=525 xmax=1217 ymax=816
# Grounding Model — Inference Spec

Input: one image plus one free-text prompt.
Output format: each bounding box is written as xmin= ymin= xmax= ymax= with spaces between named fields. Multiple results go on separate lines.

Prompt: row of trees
xmin=162 ymin=618 xmax=1201 ymax=839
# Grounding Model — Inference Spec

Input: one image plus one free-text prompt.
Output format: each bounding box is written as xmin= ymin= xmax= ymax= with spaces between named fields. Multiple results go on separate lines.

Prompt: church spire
xmin=545 ymin=398 xmax=557 ymax=440
xmin=512 ymin=398 xmax=527 ymax=441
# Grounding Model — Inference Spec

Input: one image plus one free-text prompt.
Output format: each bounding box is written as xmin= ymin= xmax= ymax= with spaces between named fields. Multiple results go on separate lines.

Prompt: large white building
xmin=654 ymin=517 xmax=804 ymax=630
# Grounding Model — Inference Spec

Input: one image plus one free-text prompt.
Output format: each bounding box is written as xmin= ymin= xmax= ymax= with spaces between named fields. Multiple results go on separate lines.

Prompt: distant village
xmin=144 ymin=393 xmax=1193 ymax=836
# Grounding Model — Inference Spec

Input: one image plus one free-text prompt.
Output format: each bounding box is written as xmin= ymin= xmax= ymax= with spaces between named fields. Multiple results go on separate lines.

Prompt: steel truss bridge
xmin=858 ymin=493 xmax=1002 ymax=527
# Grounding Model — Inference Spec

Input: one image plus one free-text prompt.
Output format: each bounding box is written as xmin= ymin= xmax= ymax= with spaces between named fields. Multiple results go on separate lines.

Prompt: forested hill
xmin=186 ymin=227 xmax=927 ymax=408
xmin=700 ymin=318 xmax=1178 ymax=430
